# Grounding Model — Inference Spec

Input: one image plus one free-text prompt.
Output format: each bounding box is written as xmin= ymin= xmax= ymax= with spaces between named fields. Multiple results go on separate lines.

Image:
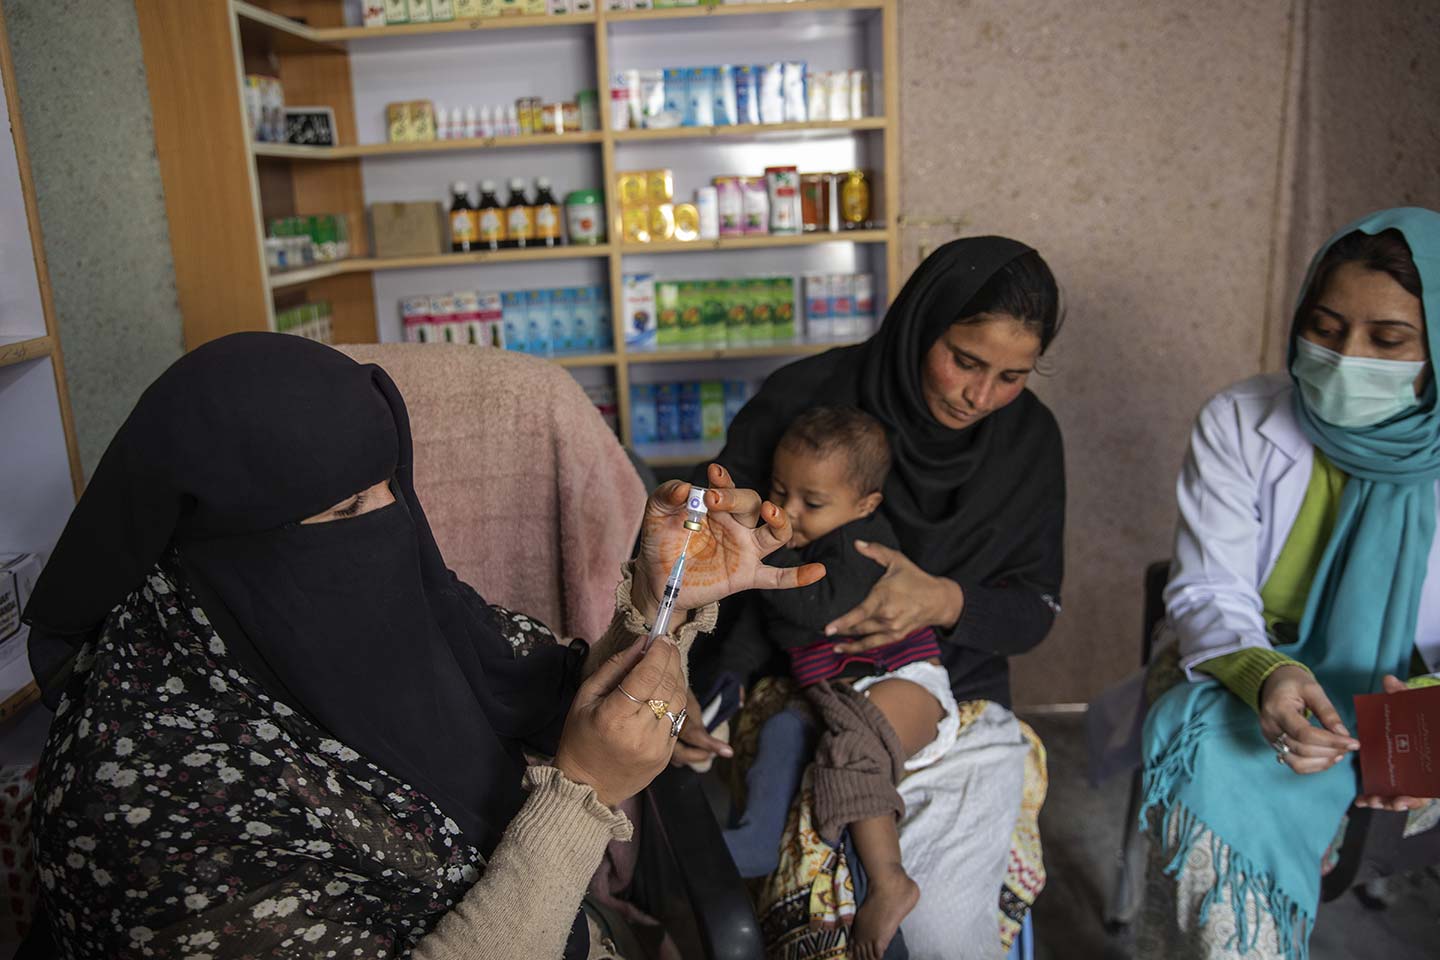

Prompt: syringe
xmin=644 ymin=486 xmax=708 ymax=651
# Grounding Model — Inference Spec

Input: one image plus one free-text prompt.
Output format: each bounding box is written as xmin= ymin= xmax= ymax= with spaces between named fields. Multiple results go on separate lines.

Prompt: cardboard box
xmin=370 ymin=202 xmax=446 ymax=258
xmin=0 ymin=553 xmax=42 ymax=712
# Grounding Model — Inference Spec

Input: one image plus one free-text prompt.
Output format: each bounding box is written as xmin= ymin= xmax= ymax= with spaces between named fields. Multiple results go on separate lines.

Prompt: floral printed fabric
xmin=32 ymin=557 xmax=551 ymax=959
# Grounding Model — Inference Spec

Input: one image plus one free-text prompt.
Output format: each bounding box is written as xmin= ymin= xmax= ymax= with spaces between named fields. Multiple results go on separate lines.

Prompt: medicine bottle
xmin=449 ymin=181 xmax=479 ymax=253
xmin=505 ymin=177 xmax=534 ymax=249
xmin=476 ymin=180 xmax=504 ymax=251
xmin=533 ymin=177 xmax=562 ymax=247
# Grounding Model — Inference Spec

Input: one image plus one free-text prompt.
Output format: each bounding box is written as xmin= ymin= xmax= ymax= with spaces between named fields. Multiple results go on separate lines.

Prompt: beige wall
xmin=898 ymin=0 xmax=1297 ymax=704
xmin=897 ymin=0 xmax=1440 ymax=705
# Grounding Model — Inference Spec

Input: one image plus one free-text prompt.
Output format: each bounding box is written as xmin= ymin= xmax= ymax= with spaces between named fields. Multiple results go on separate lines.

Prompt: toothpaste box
xmin=804 ymin=274 xmax=833 ymax=342
xmin=550 ymin=287 xmax=576 ymax=353
xmin=630 ymin=384 xmax=658 ymax=444
xmin=678 ymin=381 xmax=702 ymax=441
xmin=622 ymin=273 xmax=656 ymax=349
xmin=525 ymin=289 xmax=552 ymax=356
xmin=830 ymin=274 xmax=857 ymax=341
xmin=502 ymin=291 xmax=527 ymax=352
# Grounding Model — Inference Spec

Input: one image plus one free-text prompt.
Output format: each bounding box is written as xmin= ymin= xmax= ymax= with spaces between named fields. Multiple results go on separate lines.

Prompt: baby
xmin=719 ymin=405 xmax=961 ymax=959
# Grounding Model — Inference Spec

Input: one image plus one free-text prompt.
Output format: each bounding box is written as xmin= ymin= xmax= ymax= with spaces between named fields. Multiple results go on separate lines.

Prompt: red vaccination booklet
xmin=1353 ymin=684 xmax=1440 ymax=797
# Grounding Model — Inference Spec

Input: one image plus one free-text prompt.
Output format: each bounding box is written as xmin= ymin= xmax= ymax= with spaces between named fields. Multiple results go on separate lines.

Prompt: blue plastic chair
xmin=1006 ymin=911 xmax=1035 ymax=960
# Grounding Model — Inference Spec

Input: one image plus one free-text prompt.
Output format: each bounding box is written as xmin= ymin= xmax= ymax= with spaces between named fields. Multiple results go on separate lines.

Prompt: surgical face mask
xmin=1291 ymin=337 xmax=1427 ymax=428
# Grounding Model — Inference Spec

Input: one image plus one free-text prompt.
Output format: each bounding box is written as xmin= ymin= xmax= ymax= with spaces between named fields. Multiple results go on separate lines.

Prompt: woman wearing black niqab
xmin=22 ymin=333 xmax=814 ymax=959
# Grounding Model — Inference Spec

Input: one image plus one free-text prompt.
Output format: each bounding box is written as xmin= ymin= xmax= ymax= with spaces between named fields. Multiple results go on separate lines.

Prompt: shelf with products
xmin=0 ymin=334 xmax=54 ymax=369
xmin=620 ymin=229 xmax=885 ymax=254
xmin=267 ymin=244 xmax=614 ymax=291
xmin=609 ymin=117 xmax=884 ymax=143
xmin=314 ymin=12 xmax=597 ymax=43
xmin=635 ymin=441 xmax=724 ymax=469
xmin=253 ymin=130 xmax=605 ymax=161
xmin=605 ymin=1 xmax=884 ymax=24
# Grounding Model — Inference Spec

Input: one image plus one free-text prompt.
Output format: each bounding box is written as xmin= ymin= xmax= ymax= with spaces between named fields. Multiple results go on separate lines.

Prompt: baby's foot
xmin=850 ymin=863 xmax=919 ymax=960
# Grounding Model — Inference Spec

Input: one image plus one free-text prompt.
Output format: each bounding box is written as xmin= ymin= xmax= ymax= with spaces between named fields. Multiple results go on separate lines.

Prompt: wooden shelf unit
xmin=139 ymin=0 xmax=900 ymax=465
xmin=0 ymin=3 xmax=83 ymax=723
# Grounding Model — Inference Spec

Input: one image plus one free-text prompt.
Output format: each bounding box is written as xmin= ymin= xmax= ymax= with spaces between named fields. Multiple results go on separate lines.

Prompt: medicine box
xmin=431 ymin=0 xmax=456 ymax=18
xmin=831 ymin=275 xmax=857 ymax=340
xmin=655 ymin=383 xmax=680 ymax=443
xmin=525 ymin=289 xmax=552 ymax=355
xmin=502 ymin=292 xmax=527 ymax=351
xmin=804 ymin=275 xmax=833 ymax=341
xmin=656 ymin=281 xmax=681 ymax=348
xmin=550 ymin=288 xmax=575 ymax=353
xmin=384 ymin=0 xmax=409 ymax=23
xmin=623 ymin=273 xmax=656 ymax=349
xmin=0 ymin=553 xmax=42 ymax=709
xmin=701 ymin=280 xmax=728 ymax=348
xmin=701 ymin=381 xmax=726 ymax=440
xmin=571 ymin=287 xmax=597 ymax=352
xmin=631 ymin=384 xmax=658 ymax=444
xmin=408 ymin=0 xmax=433 ymax=24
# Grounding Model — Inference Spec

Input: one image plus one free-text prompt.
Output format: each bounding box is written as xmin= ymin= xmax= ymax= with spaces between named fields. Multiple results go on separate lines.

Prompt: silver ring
xmin=1271 ymin=734 xmax=1291 ymax=756
xmin=666 ymin=708 xmax=687 ymax=739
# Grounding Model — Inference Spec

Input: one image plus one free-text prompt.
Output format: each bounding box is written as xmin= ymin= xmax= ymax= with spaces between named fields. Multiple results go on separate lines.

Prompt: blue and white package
xmin=550 ymin=287 xmax=576 ymax=353
xmin=782 ymin=61 xmax=807 ymax=122
xmin=723 ymin=380 xmax=748 ymax=426
xmin=595 ymin=284 xmax=614 ymax=350
xmin=713 ymin=65 xmax=738 ymax=126
xmin=655 ymin=383 xmax=680 ymax=443
xmin=501 ymin=291 xmax=527 ymax=353
xmin=758 ymin=62 xmax=785 ymax=124
xmin=630 ymin=384 xmax=658 ymax=444
xmin=524 ymin=289 xmax=552 ymax=356
xmin=662 ymin=68 xmax=688 ymax=126
xmin=734 ymin=65 xmax=760 ymax=125
xmin=687 ymin=67 xmax=716 ymax=127
xmin=678 ymin=381 xmax=702 ymax=441
xmin=571 ymin=286 xmax=597 ymax=352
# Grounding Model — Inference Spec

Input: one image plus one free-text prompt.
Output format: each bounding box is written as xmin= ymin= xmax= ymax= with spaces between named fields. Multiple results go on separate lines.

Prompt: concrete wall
xmin=898 ymin=0 xmax=1296 ymax=704
xmin=2 ymin=0 xmax=183 ymax=479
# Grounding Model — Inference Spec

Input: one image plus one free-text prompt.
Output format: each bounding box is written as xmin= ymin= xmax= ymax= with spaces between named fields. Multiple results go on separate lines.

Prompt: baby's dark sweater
xmin=718 ymin=512 xmax=900 ymax=681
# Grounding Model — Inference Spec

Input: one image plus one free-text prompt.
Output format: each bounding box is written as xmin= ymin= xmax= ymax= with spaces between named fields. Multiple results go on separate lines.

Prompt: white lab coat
xmin=1167 ymin=372 xmax=1440 ymax=677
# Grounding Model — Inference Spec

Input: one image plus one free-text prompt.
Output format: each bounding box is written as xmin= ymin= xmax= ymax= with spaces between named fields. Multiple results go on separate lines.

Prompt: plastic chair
xmin=342 ymin=344 xmax=764 ymax=959
xmin=1106 ymin=560 xmax=1440 ymax=928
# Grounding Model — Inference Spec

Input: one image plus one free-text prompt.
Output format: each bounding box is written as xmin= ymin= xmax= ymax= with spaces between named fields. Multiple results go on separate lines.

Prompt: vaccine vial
xmin=684 ymin=486 xmax=709 ymax=531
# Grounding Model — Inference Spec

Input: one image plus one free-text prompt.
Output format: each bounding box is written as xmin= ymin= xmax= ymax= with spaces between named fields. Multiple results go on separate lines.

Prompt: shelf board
xmin=626 ymin=339 xmax=860 ymax=363
xmin=312 ymin=11 xmax=596 ymax=43
xmin=635 ymin=441 xmax=725 ymax=468
xmin=231 ymin=1 xmax=343 ymax=54
xmin=268 ymin=246 xmax=613 ymax=290
xmin=606 ymin=1 xmax=883 ymax=23
xmin=552 ymin=352 xmax=619 ymax=368
xmin=621 ymin=230 xmax=886 ymax=254
xmin=254 ymin=131 xmax=604 ymax=161
xmin=611 ymin=117 xmax=884 ymax=143
xmin=0 ymin=334 xmax=54 ymax=369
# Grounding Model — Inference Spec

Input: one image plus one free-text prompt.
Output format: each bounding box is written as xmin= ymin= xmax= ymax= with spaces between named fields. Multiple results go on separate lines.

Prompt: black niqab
xmin=24 ymin=333 xmax=579 ymax=856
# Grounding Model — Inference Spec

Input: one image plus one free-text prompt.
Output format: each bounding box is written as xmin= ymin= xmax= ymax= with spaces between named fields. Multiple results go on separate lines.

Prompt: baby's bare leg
xmin=847 ymin=674 xmax=943 ymax=959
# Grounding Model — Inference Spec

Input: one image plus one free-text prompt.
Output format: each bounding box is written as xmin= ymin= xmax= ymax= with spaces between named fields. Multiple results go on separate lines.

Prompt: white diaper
xmin=853 ymin=660 xmax=960 ymax=771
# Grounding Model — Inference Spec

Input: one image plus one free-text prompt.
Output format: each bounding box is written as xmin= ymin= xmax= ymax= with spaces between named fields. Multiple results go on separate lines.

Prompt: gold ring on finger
xmin=617 ymin=684 xmax=668 ymax=719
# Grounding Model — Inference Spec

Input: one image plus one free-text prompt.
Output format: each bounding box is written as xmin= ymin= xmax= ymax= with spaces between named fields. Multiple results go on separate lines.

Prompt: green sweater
xmin=1201 ymin=451 xmax=1440 ymax=708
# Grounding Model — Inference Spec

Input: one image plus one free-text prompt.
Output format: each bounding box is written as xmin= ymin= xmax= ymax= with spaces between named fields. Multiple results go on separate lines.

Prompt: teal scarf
xmin=1141 ymin=207 xmax=1440 ymax=958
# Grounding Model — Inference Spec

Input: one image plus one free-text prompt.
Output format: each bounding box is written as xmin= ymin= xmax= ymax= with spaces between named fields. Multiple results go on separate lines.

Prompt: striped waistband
xmin=787 ymin=628 xmax=942 ymax=687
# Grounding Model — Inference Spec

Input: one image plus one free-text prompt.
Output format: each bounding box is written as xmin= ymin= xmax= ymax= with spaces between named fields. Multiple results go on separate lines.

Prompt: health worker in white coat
xmin=1137 ymin=207 xmax=1440 ymax=960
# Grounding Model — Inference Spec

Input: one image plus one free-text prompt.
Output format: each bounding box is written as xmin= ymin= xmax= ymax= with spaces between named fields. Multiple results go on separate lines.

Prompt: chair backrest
xmin=338 ymin=344 xmax=646 ymax=643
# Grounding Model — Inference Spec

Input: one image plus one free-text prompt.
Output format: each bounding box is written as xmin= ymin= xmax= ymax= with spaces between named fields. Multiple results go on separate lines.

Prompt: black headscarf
xmin=712 ymin=238 xmax=1065 ymax=696
xmin=24 ymin=333 xmax=579 ymax=856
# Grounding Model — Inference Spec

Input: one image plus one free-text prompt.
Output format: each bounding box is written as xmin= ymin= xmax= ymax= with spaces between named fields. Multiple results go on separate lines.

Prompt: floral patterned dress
xmin=33 ymin=556 xmax=559 ymax=958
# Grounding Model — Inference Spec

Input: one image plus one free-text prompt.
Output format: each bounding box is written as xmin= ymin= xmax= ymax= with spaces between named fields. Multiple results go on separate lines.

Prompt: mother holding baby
xmin=684 ymin=237 xmax=1067 ymax=960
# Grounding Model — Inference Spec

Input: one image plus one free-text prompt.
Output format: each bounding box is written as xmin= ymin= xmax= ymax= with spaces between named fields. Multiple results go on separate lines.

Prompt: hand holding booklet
xmin=1353 ymin=683 xmax=1440 ymax=797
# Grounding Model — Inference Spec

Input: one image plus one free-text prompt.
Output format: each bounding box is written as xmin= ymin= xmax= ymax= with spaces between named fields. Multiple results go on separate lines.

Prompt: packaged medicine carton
xmin=804 ymin=274 xmax=833 ymax=342
xmin=630 ymin=384 xmax=658 ymax=444
xmin=477 ymin=291 xmax=504 ymax=347
xmin=525 ymin=289 xmax=553 ymax=356
xmin=622 ymin=273 xmax=656 ymax=349
xmin=656 ymin=281 xmax=681 ymax=348
xmin=678 ymin=381 xmax=703 ymax=441
xmin=771 ymin=276 xmax=796 ymax=341
xmin=655 ymin=383 xmax=680 ymax=442
xmin=701 ymin=381 xmax=726 ymax=440
xmin=571 ymin=287 xmax=597 ymax=352
xmin=550 ymin=287 xmax=576 ymax=353
xmin=830 ymin=274 xmax=857 ymax=340
xmin=501 ymin=291 xmax=527 ymax=352
xmin=701 ymin=280 xmax=728 ymax=349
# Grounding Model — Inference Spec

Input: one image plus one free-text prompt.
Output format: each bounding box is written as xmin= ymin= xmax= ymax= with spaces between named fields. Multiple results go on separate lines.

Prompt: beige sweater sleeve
xmin=413 ymin=570 xmax=719 ymax=960
xmin=412 ymin=765 xmax=630 ymax=960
